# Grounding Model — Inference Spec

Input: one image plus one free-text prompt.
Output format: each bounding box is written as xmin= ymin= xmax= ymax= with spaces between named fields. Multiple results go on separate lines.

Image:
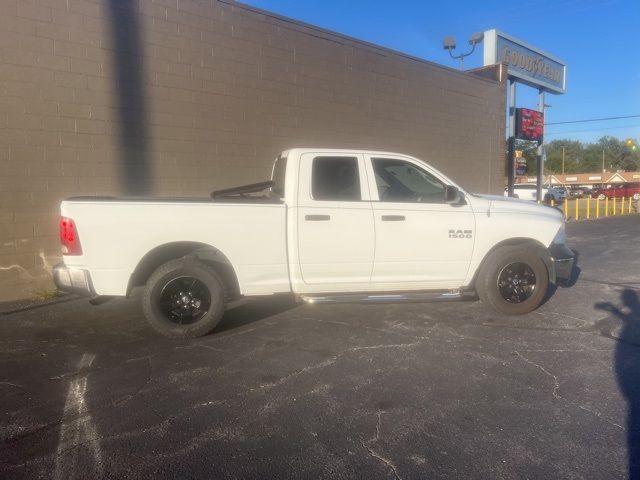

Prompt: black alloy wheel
xmin=497 ymin=262 xmax=536 ymax=304
xmin=143 ymin=258 xmax=227 ymax=338
xmin=158 ymin=276 xmax=212 ymax=325
xmin=475 ymin=245 xmax=549 ymax=315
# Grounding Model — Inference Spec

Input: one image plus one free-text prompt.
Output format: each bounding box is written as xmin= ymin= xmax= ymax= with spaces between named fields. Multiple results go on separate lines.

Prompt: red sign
xmin=516 ymin=108 xmax=544 ymax=142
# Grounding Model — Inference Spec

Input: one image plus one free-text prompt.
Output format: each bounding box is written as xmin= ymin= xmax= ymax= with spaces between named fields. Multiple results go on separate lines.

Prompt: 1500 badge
xmin=449 ymin=229 xmax=473 ymax=239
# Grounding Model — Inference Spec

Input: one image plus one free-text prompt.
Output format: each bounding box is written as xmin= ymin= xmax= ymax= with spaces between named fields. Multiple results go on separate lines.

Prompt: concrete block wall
xmin=0 ymin=0 xmax=506 ymax=301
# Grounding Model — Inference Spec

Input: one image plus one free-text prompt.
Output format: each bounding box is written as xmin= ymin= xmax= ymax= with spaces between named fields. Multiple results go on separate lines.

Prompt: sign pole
xmin=536 ymin=89 xmax=545 ymax=203
xmin=507 ymin=79 xmax=517 ymax=196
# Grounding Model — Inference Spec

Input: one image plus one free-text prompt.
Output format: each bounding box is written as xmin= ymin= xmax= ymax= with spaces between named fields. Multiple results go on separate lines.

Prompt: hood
xmin=469 ymin=194 xmax=564 ymax=220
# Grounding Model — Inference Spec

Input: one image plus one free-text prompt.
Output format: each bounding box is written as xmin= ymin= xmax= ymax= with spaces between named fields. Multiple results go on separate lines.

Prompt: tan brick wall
xmin=0 ymin=0 xmax=505 ymax=301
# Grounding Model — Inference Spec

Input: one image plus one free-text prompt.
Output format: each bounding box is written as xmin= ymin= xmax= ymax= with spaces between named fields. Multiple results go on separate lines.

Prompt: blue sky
xmin=241 ymin=0 xmax=640 ymax=144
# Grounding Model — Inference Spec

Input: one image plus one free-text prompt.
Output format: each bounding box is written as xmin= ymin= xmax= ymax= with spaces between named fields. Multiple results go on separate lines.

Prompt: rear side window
xmin=271 ymin=155 xmax=287 ymax=197
xmin=312 ymin=157 xmax=361 ymax=201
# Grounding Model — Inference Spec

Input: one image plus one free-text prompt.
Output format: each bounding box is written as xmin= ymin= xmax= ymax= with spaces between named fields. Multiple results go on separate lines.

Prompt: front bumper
xmin=53 ymin=263 xmax=95 ymax=296
xmin=548 ymin=244 xmax=575 ymax=283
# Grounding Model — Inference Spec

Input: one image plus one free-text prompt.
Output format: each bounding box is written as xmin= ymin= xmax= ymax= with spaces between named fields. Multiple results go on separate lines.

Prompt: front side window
xmin=372 ymin=158 xmax=445 ymax=203
xmin=311 ymin=157 xmax=361 ymax=201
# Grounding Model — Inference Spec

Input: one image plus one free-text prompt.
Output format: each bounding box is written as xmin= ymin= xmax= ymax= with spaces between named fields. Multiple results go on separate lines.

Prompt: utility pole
xmin=536 ymin=89 xmax=545 ymax=203
xmin=562 ymin=146 xmax=565 ymax=174
xmin=506 ymin=79 xmax=517 ymax=196
xmin=602 ymin=149 xmax=605 ymax=173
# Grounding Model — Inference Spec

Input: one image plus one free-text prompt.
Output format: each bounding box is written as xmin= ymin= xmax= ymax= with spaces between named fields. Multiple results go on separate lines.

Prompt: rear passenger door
xmin=296 ymin=153 xmax=375 ymax=286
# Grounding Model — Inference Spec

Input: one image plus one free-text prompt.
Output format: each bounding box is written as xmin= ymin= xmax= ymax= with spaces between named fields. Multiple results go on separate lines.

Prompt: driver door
xmin=364 ymin=155 xmax=475 ymax=288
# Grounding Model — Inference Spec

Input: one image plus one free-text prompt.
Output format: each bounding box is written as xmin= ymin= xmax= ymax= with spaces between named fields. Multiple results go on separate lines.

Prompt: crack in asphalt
xmin=0 ymin=382 xmax=24 ymax=388
xmin=252 ymin=358 xmax=338 ymax=391
xmin=513 ymin=350 xmax=624 ymax=431
xmin=578 ymin=278 xmax=640 ymax=290
xmin=361 ymin=411 xmax=402 ymax=480
xmin=252 ymin=340 xmax=426 ymax=392
xmin=514 ymin=351 xmax=562 ymax=400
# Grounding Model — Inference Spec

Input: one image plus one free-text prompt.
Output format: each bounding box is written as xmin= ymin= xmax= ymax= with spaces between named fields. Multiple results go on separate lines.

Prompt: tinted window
xmin=312 ymin=157 xmax=361 ymax=201
xmin=372 ymin=158 xmax=444 ymax=203
xmin=271 ymin=155 xmax=287 ymax=197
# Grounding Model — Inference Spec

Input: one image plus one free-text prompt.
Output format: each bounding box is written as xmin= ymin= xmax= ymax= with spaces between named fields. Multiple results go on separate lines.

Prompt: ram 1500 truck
xmin=54 ymin=149 xmax=575 ymax=338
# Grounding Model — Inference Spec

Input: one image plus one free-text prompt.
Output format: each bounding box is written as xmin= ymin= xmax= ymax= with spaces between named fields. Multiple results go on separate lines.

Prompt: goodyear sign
xmin=483 ymin=29 xmax=566 ymax=94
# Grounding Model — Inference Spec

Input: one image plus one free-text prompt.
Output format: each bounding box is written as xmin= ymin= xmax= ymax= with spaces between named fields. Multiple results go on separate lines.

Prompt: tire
xmin=142 ymin=258 xmax=227 ymax=338
xmin=633 ymin=193 xmax=640 ymax=201
xmin=598 ymin=193 xmax=605 ymax=200
xmin=475 ymin=246 xmax=549 ymax=315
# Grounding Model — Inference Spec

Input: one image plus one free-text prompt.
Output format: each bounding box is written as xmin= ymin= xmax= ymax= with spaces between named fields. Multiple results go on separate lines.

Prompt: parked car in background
xmin=506 ymin=184 xmax=566 ymax=203
xmin=554 ymin=187 xmax=570 ymax=200
xmin=592 ymin=183 xmax=640 ymax=200
xmin=570 ymin=187 xmax=592 ymax=198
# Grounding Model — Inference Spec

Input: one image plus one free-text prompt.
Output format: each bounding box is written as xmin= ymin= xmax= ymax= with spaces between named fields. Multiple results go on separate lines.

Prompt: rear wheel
xmin=598 ymin=193 xmax=606 ymax=200
xmin=476 ymin=246 xmax=549 ymax=315
xmin=142 ymin=258 xmax=227 ymax=338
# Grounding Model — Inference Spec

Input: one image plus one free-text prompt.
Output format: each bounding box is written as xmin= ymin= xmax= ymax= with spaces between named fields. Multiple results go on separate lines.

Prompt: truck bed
xmin=61 ymin=198 xmax=290 ymax=297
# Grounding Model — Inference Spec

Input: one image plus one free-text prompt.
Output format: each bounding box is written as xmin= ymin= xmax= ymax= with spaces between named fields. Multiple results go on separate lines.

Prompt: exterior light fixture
xmin=443 ymin=32 xmax=484 ymax=70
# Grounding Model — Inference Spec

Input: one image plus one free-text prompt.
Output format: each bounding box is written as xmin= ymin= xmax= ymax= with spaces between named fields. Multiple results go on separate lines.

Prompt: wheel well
xmin=127 ymin=242 xmax=240 ymax=298
xmin=470 ymin=238 xmax=550 ymax=288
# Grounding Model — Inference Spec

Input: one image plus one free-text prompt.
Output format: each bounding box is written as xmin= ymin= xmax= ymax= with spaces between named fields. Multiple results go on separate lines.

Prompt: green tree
xmin=544 ymin=139 xmax=583 ymax=174
xmin=542 ymin=136 xmax=640 ymax=174
xmin=508 ymin=136 xmax=640 ymax=176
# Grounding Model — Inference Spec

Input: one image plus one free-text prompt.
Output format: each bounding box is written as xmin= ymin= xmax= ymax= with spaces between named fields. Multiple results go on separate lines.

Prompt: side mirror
xmin=444 ymin=185 xmax=460 ymax=204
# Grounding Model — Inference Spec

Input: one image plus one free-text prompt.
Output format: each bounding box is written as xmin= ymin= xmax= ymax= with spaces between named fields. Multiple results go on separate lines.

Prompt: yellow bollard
xmin=596 ymin=197 xmax=600 ymax=218
xmin=621 ymin=196 xmax=626 ymax=215
xmin=605 ymin=197 xmax=609 ymax=216
xmin=586 ymin=196 xmax=590 ymax=219
xmin=613 ymin=196 xmax=617 ymax=216
xmin=575 ymin=197 xmax=579 ymax=220
xmin=551 ymin=198 xmax=555 ymax=207
xmin=564 ymin=198 xmax=569 ymax=220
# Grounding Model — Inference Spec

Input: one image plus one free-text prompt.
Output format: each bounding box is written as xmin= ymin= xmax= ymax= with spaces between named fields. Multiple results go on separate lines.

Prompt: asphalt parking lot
xmin=2 ymin=215 xmax=639 ymax=479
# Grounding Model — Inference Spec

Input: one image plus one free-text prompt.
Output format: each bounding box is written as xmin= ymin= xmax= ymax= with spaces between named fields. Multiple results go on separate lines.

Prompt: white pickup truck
xmin=54 ymin=148 xmax=575 ymax=338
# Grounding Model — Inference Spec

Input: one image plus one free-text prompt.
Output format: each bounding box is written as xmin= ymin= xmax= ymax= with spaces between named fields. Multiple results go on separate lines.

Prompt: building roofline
xmin=226 ymin=0 xmax=501 ymax=86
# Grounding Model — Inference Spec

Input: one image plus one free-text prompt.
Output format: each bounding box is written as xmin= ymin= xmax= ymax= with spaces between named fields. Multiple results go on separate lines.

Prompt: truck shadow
xmin=543 ymin=249 xmax=581 ymax=305
xmin=595 ymin=289 xmax=640 ymax=479
xmin=215 ymin=297 xmax=299 ymax=334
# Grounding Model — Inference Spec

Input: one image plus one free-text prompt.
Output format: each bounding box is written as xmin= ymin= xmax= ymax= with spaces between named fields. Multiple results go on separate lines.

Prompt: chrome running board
xmin=299 ymin=291 xmax=475 ymax=305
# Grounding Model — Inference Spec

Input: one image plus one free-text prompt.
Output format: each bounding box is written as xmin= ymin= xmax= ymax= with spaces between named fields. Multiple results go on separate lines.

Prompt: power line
xmin=546 ymin=114 xmax=640 ymax=125
xmin=545 ymin=123 xmax=640 ymax=136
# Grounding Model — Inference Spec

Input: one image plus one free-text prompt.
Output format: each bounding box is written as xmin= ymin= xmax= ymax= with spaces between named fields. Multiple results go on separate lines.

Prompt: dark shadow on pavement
xmin=596 ymin=289 xmax=640 ymax=480
xmin=543 ymin=249 xmax=581 ymax=305
xmin=106 ymin=0 xmax=151 ymax=195
xmin=560 ymin=249 xmax=581 ymax=288
xmin=214 ymin=297 xmax=299 ymax=335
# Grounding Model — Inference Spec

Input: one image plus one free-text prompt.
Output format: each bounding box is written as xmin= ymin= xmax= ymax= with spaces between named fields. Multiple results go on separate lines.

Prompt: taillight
xmin=60 ymin=217 xmax=82 ymax=255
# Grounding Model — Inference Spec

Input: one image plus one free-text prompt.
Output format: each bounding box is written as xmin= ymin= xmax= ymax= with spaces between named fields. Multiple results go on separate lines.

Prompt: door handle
xmin=305 ymin=214 xmax=330 ymax=221
xmin=381 ymin=215 xmax=405 ymax=221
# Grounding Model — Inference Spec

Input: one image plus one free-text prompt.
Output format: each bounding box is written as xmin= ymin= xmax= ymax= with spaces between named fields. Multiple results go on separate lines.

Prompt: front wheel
xmin=476 ymin=246 xmax=549 ymax=315
xmin=142 ymin=258 xmax=227 ymax=338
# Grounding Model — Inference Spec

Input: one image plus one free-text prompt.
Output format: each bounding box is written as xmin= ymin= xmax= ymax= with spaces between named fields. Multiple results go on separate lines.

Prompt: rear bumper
xmin=53 ymin=263 xmax=95 ymax=296
xmin=548 ymin=244 xmax=575 ymax=283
